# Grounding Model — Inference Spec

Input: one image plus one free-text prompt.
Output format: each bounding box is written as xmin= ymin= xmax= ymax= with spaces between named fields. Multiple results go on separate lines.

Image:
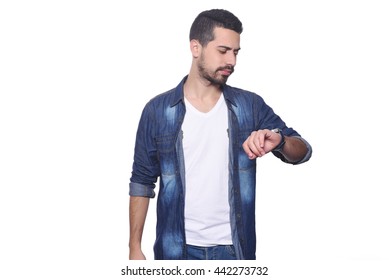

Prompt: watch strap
xmin=271 ymin=128 xmax=286 ymax=152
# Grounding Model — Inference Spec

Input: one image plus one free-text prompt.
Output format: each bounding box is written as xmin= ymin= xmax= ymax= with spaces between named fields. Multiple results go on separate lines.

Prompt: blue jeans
xmin=186 ymin=244 xmax=237 ymax=260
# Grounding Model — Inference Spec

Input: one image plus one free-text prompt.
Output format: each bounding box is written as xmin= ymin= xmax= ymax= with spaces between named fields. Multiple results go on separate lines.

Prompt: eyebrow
xmin=218 ymin=45 xmax=241 ymax=52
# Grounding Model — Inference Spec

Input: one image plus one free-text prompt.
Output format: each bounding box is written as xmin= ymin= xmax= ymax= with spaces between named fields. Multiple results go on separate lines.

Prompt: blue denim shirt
xmin=130 ymin=76 xmax=312 ymax=260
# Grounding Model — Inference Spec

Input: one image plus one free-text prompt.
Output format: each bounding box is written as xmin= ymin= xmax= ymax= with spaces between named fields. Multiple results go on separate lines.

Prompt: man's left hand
xmin=242 ymin=129 xmax=281 ymax=159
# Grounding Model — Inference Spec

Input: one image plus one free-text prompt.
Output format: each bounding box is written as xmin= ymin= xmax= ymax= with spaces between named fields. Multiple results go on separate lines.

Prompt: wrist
xmin=271 ymin=128 xmax=286 ymax=152
xmin=129 ymin=239 xmax=142 ymax=250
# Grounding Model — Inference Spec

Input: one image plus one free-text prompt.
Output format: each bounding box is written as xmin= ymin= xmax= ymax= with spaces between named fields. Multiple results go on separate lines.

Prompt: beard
xmin=197 ymin=56 xmax=234 ymax=86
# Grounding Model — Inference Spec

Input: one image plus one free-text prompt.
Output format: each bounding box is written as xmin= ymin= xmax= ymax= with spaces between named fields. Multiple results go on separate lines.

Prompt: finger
xmin=243 ymin=132 xmax=263 ymax=158
xmin=255 ymin=132 xmax=267 ymax=156
xmin=258 ymin=131 xmax=265 ymax=149
xmin=242 ymin=140 xmax=253 ymax=158
xmin=250 ymin=133 xmax=267 ymax=157
xmin=242 ymin=140 xmax=253 ymax=157
xmin=243 ymin=139 xmax=258 ymax=159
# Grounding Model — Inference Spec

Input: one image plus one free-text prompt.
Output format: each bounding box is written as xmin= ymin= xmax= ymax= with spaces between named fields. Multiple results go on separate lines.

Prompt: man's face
xmin=197 ymin=27 xmax=241 ymax=86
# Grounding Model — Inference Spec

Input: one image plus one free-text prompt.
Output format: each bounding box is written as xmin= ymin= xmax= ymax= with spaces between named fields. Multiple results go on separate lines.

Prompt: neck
xmin=184 ymin=72 xmax=222 ymax=100
xmin=183 ymin=73 xmax=222 ymax=113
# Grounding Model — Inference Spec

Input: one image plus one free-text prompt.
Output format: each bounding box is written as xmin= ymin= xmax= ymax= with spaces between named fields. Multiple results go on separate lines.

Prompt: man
xmin=129 ymin=9 xmax=312 ymax=260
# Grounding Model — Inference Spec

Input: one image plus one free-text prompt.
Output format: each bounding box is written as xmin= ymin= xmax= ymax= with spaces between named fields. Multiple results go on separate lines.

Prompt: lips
xmin=219 ymin=67 xmax=233 ymax=76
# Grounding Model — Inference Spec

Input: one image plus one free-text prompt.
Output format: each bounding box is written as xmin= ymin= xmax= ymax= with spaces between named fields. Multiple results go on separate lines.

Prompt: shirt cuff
xmin=291 ymin=136 xmax=312 ymax=165
xmin=129 ymin=182 xmax=156 ymax=198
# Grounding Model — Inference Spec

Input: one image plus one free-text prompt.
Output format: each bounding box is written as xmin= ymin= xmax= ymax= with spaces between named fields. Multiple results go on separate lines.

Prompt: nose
xmin=226 ymin=51 xmax=237 ymax=67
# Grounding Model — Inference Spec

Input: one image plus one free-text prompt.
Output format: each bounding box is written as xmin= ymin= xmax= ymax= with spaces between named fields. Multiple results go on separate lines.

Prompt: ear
xmin=190 ymin=39 xmax=201 ymax=58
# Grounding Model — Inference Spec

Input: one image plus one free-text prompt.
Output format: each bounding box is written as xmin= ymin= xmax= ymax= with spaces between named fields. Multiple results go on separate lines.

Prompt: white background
xmin=1 ymin=0 xmax=388 ymax=279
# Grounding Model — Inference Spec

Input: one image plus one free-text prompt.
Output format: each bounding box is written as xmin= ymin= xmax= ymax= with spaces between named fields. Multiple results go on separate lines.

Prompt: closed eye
xmin=218 ymin=46 xmax=240 ymax=55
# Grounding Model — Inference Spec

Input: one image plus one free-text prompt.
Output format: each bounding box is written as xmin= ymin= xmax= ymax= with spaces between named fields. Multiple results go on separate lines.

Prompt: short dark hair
xmin=189 ymin=9 xmax=243 ymax=46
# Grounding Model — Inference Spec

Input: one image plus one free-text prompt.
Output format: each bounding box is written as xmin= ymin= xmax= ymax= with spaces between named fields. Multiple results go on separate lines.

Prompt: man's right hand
xmin=129 ymin=249 xmax=146 ymax=260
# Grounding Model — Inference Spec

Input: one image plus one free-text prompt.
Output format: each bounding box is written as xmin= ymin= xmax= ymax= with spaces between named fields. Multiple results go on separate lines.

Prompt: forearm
xmin=129 ymin=196 xmax=150 ymax=258
xmin=279 ymin=136 xmax=308 ymax=163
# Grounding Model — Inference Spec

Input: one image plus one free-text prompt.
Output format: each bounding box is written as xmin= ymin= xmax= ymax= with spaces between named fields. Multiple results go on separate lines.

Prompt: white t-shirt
xmin=182 ymin=94 xmax=232 ymax=246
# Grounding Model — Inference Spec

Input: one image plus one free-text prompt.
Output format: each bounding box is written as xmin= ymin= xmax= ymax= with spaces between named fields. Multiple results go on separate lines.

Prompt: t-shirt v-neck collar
xmin=184 ymin=94 xmax=225 ymax=117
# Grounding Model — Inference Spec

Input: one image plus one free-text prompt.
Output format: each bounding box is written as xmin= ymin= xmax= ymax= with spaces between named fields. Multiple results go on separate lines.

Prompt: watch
xmin=271 ymin=128 xmax=286 ymax=152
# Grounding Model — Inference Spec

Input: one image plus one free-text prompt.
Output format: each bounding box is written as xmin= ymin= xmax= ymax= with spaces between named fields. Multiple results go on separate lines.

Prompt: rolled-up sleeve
xmin=129 ymin=102 xmax=160 ymax=198
xmin=290 ymin=136 xmax=312 ymax=165
xmin=272 ymin=136 xmax=312 ymax=165
xmin=129 ymin=182 xmax=156 ymax=198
